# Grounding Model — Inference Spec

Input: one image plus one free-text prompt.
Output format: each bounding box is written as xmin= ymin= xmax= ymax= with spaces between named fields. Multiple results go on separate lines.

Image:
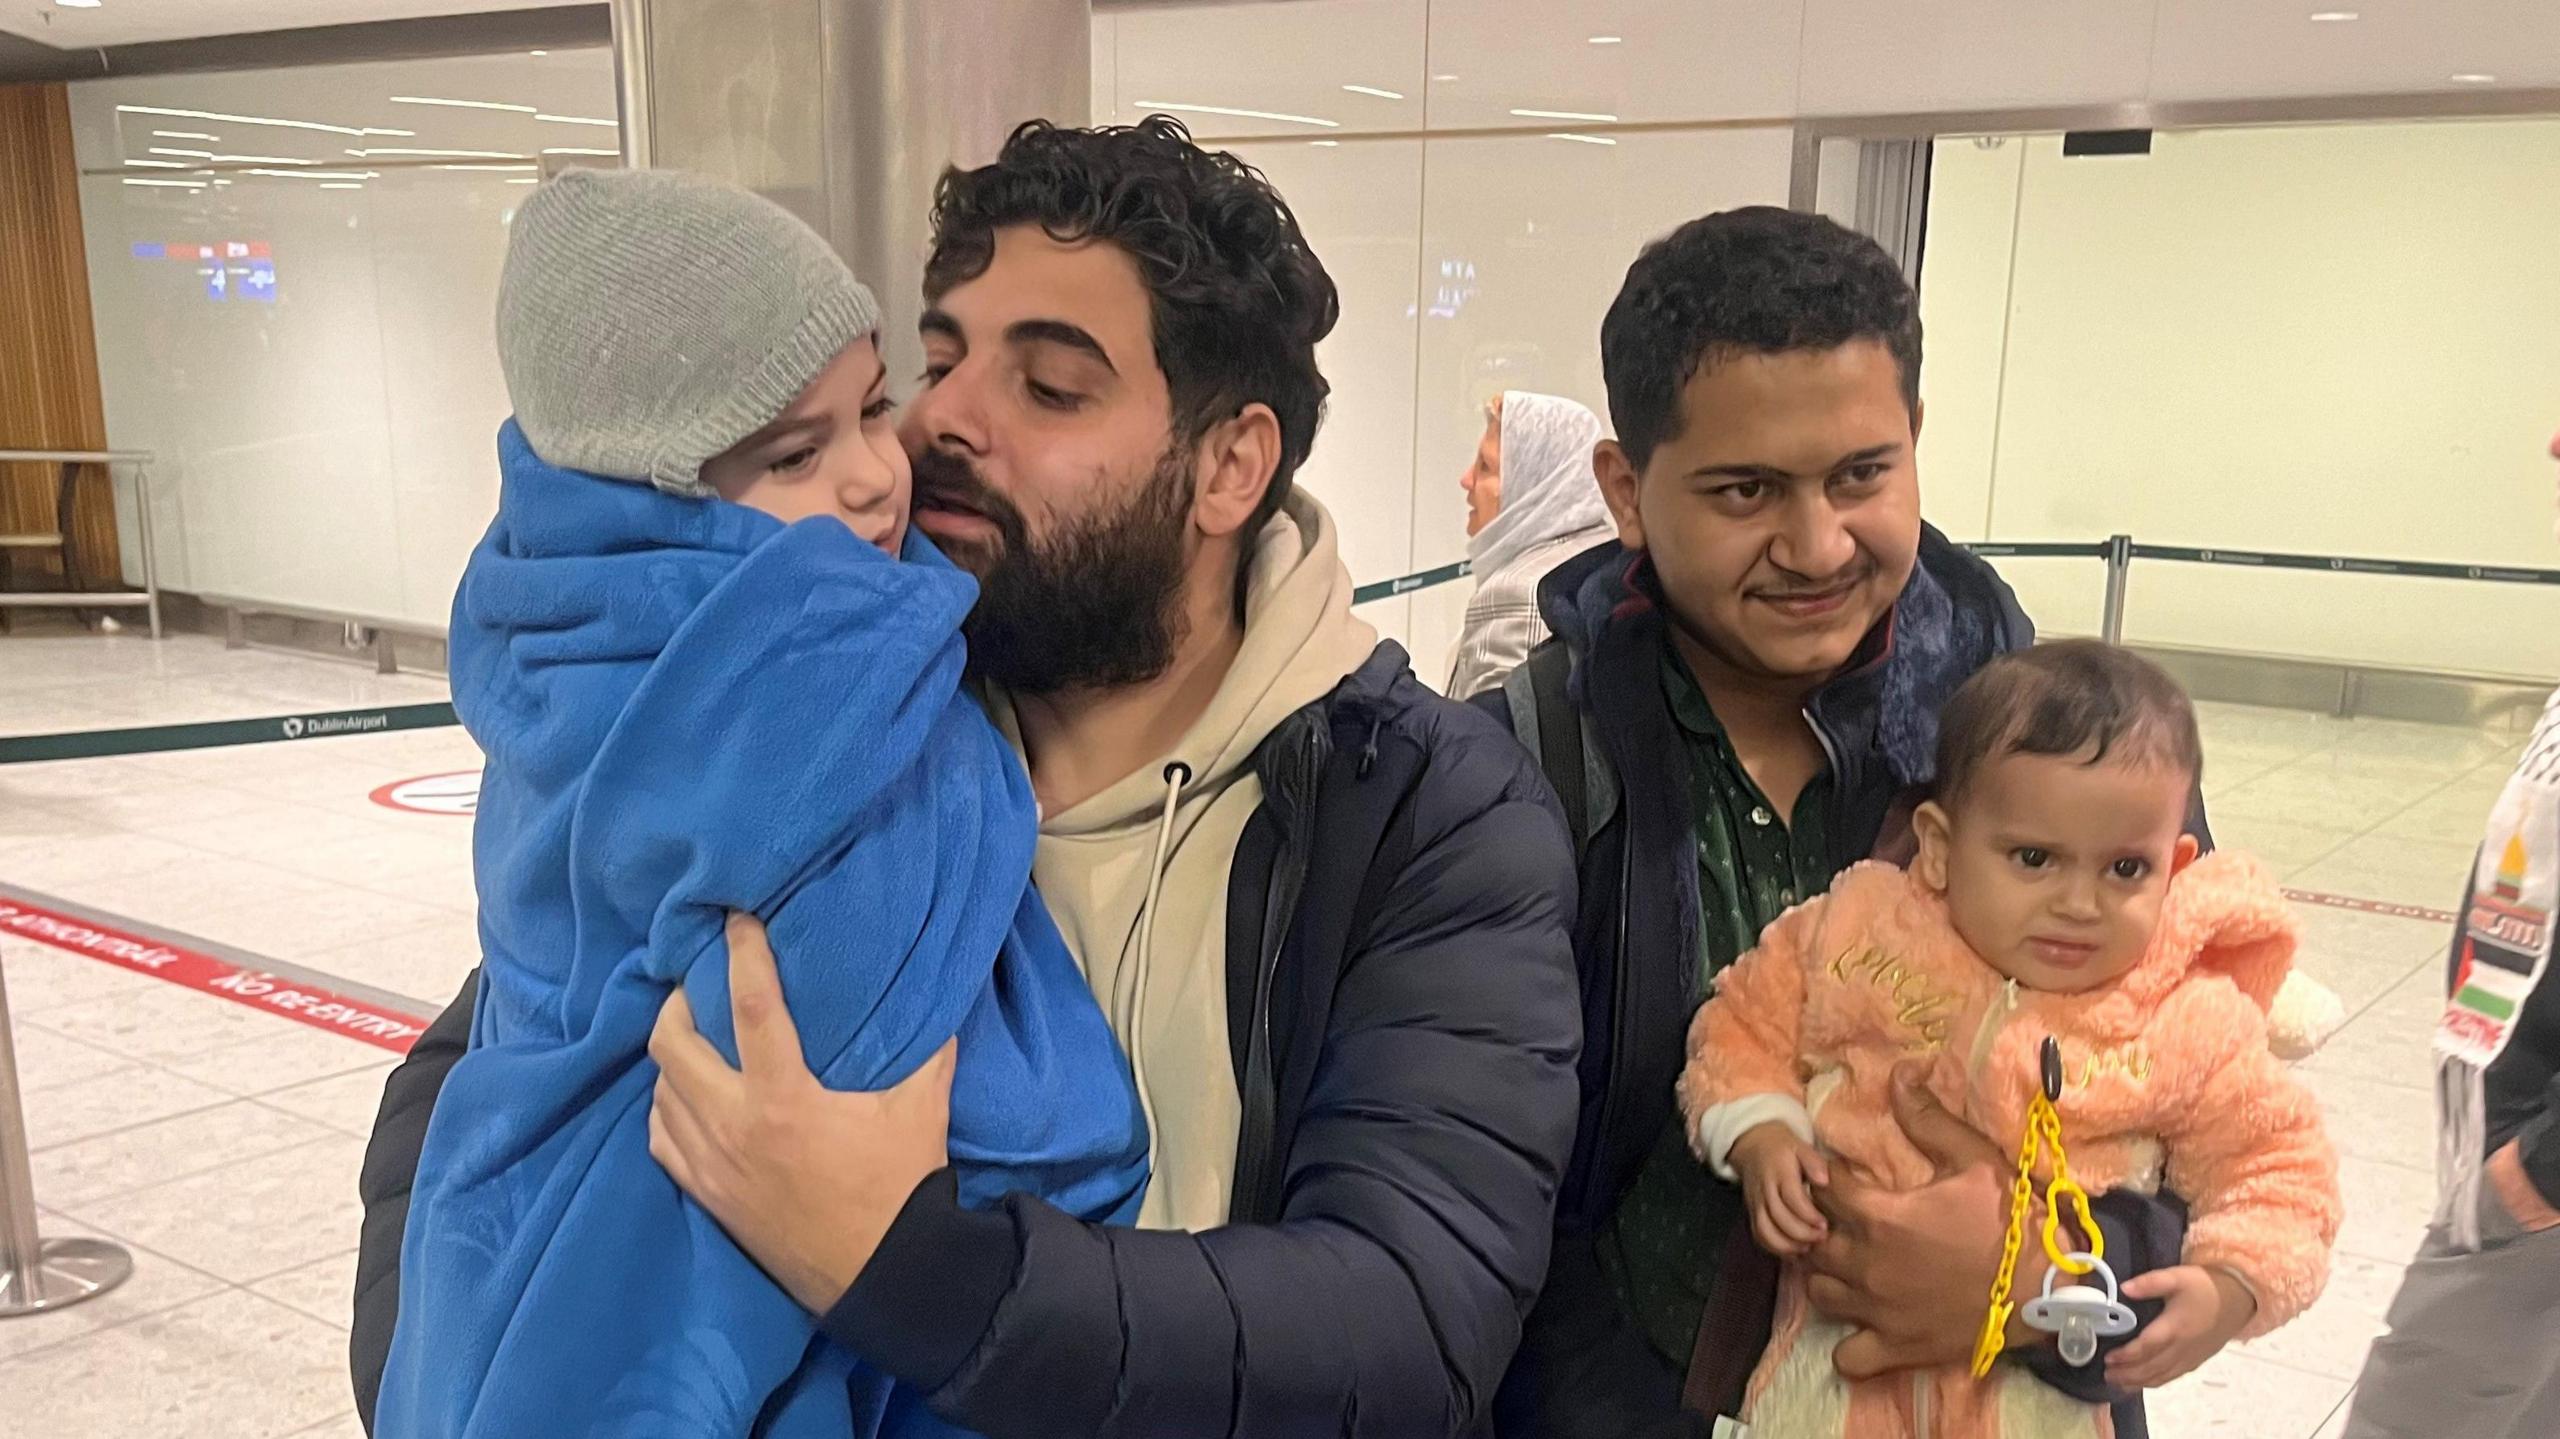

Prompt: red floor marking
xmin=0 ymin=897 xmax=425 ymax=1053
xmin=370 ymin=769 xmax=480 ymax=816
xmin=0 ymin=882 xmax=2440 ymax=1061
xmin=2281 ymin=888 xmax=2458 ymax=927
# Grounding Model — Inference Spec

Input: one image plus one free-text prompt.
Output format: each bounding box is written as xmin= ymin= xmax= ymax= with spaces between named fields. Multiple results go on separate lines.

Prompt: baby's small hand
xmin=1729 ymin=1122 xmax=1831 ymax=1258
xmin=2105 ymin=1265 xmax=2256 ymax=1389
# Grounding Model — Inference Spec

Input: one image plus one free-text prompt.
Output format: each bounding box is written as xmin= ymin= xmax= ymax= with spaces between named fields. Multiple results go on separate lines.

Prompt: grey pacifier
xmin=2020 ymin=1252 xmax=2138 ymax=1366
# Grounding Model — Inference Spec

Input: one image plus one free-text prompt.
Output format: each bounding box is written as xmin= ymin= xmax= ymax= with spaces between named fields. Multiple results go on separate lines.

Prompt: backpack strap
xmin=1504 ymin=640 xmax=1590 ymax=849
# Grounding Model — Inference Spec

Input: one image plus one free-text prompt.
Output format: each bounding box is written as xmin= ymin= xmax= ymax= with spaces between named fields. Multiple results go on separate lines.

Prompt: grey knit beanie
xmin=495 ymin=167 xmax=880 ymax=496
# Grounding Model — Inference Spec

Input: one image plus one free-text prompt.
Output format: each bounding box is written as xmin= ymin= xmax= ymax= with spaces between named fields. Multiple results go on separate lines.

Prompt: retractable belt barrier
xmin=2130 ymin=543 xmax=2560 ymax=586
xmin=0 ymin=701 xmax=460 ymax=766
xmin=1963 ymin=541 xmax=2114 ymax=560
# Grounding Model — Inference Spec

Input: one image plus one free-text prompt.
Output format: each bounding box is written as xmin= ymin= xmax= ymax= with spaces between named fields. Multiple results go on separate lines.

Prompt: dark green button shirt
xmin=1597 ymin=641 xmax=1839 ymax=1372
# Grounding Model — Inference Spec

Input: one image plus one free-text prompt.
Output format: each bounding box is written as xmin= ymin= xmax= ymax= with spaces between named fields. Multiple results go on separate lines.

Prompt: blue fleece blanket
xmin=376 ymin=422 xmax=1148 ymax=1439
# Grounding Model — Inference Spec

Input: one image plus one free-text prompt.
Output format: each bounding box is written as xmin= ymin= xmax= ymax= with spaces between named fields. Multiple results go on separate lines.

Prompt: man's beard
xmin=911 ymin=442 xmax=1193 ymax=695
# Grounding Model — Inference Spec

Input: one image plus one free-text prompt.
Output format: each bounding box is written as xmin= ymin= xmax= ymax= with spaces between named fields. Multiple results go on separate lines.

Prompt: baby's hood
xmin=2119 ymin=848 xmax=2298 ymax=1014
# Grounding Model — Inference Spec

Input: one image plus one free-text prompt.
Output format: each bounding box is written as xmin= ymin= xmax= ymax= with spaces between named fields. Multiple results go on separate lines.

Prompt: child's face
xmin=700 ymin=336 xmax=909 ymax=551
xmin=1914 ymin=749 xmax=2201 ymax=994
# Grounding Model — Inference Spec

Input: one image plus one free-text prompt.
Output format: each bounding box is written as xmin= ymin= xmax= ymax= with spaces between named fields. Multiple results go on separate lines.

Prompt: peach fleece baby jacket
xmin=1680 ymin=850 xmax=2341 ymax=1439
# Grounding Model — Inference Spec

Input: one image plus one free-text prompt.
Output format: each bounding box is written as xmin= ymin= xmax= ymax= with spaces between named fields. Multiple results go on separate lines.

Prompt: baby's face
xmin=1916 ymin=750 xmax=2199 ymax=994
xmin=700 ymin=336 xmax=910 ymax=551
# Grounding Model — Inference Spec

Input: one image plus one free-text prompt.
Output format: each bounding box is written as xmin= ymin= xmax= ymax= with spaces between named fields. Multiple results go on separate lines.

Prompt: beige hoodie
xmin=990 ymin=492 xmax=1378 ymax=1231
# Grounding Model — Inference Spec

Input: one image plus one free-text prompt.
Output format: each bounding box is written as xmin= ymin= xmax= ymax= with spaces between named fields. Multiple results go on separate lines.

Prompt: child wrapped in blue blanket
xmin=375 ymin=168 xmax=1149 ymax=1439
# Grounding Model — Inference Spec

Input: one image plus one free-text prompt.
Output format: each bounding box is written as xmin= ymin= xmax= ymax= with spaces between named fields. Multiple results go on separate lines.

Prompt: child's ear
xmin=2171 ymin=832 xmax=2202 ymax=876
xmin=1913 ymin=800 xmax=1954 ymax=891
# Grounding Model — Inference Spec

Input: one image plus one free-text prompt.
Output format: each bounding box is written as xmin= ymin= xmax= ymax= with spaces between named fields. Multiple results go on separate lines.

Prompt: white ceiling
xmin=0 ymin=0 xmax=585 ymax=49
xmin=8 ymin=0 xmax=2554 ymax=121
xmin=1095 ymin=0 xmax=2560 ymax=136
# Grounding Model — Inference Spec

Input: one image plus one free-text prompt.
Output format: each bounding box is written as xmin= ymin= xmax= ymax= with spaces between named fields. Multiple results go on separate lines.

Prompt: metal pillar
xmin=0 ymin=960 xmax=132 ymax=1317
xmin=607 ymin=0 xmax=654 ymax=169
xmin=614 ymin=0 xmax=1091 ymax=387
xmin=2100 ymin=533 xmax=2133 ymax=645
xmin=1850 ymin=139 xmax=1933 ymax=281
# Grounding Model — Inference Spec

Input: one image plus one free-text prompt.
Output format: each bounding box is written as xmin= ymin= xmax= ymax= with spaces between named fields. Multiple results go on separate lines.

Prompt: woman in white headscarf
xmin=1445 ymin=390 xmax=1616 ymax=698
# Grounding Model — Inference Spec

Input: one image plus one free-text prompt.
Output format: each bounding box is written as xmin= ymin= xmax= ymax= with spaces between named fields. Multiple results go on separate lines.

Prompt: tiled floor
xmin=3 ymin=628 xmax=475 ymax=1439
xmin=0 ymin=625 xmax=2532 ymax=1437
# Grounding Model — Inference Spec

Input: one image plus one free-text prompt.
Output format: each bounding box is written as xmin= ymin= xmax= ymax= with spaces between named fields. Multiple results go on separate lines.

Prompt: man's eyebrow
xmin=1830 ymin=442 xmax=1902 ymax=470
xmin=918 ymin=309 xmax=963 ymax=344
xmin=1005 ymin=318 xmax=1116 ymax=374
xmin=1682 ymin=443 xmax=1905 ymax=485
xmin=1683 ymin=462 xmax=1792 ymax=484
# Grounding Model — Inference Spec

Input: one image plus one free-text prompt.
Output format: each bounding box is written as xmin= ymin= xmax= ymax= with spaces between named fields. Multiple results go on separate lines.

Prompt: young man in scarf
xmin=2342 ymin=418 xmax=2560 ymax=1439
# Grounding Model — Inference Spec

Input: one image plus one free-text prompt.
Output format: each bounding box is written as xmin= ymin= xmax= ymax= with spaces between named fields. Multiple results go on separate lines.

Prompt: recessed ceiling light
xmin=1310 ymin=140 xmax=1341 ymax=148
xmin=2451 ymin=72 xmax=2499 ymax=83
xmin=1589 ymin=35 xmax=1624 ymax=44
xmin=540 ymin=147 xmax=620 ymax=157
xmin=1431 ymin=74 xmax=1459 ymax=83
xmin=529 ymin=50 xmax=548 ymax=56
xmin=152 ymin=130 xmax=219 ymax=141
xmin=1547 ymin=132 xmax=1618 ymax=146
xmin=55 ymin=1 xmax=104 ymax=9
xmin=356 ymin=147 xmax=532 ymax=159
xmin=1342 ymin=84 xmax=1404 ymax=100
xmin=118 ymin=104 xmax=366 ymax=137
xmin=1510 ymin=108 xmax=1620 ymax=123
xmin=390 ymin=96 xmax=536 ymax=113
xmin=1132 ymin=100 xmax=1339 ymax=128
xmin=2308 ymin=10 xmax=2359 ymax=20
xmin=320 ymin=183 xmax=365 ymax=189
xmin=534 ymin=113 xmax=619 ymax=127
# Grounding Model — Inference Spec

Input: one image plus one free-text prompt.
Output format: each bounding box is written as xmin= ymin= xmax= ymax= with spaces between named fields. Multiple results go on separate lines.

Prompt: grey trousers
xmin=2341 ymin=1205 xmax=2560 ymax=1439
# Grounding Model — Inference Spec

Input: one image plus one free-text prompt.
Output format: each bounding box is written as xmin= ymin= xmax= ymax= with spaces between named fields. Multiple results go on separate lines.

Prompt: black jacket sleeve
xmin=350 ymin=970 xmax=478 ymax=1434
xmin=824 ymin=781 xmax=1583 ymax=1437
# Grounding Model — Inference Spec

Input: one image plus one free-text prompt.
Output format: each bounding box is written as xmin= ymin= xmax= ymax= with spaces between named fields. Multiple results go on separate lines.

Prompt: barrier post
xmin=2100 ymin=533 xmax=2133 ymax=645
xmin=0 ymin=959 xmax=133 ymax=1317
xmin=134 ymin=459 xmax=163 ymax=641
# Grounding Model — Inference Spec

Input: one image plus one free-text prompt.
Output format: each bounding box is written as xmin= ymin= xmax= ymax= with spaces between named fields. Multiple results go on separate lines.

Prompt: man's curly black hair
xmin=925 ymin=117 xmax=1341 ymax=562
xmin=1600 ymin=206 xmax=1920 ymax=473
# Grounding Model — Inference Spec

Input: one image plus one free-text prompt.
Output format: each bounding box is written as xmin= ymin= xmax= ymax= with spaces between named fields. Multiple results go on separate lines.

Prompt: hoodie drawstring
xmin=1355 ymin=714 xmax=1385 ymax=780
xmin=1122 ymin=760 xmax=1192 ymax=1155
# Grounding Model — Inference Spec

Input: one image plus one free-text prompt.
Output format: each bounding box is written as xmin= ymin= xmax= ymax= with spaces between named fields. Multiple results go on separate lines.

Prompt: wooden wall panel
xmin=0 ymin=81 xmax=118 ymax=585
